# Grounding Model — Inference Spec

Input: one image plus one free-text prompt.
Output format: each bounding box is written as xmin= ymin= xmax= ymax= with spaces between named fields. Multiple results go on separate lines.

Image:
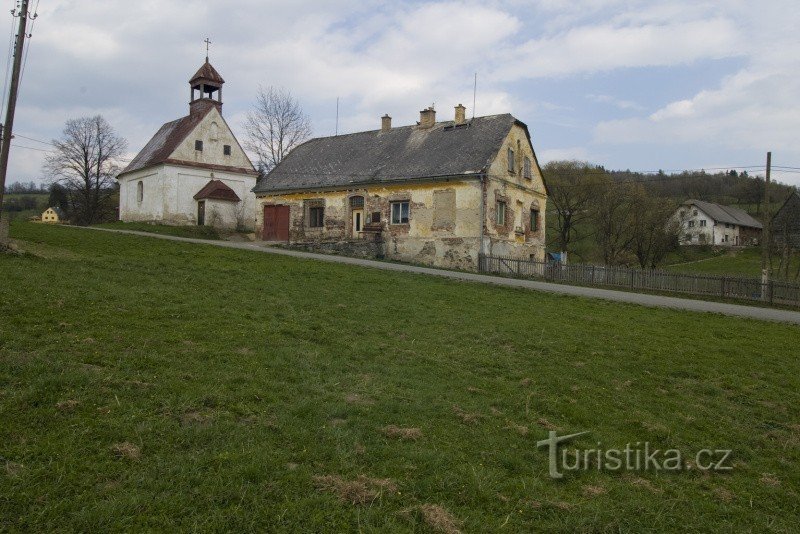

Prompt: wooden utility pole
xmin=0 ymin=0 xmax=31 ymax=239
xmin=761 ymin=151 xmax=772 ymax=300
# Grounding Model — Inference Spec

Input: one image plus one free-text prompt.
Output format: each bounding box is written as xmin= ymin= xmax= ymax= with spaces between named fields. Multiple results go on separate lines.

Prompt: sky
xmin=3 ymin=0 xmax=800 ymax=186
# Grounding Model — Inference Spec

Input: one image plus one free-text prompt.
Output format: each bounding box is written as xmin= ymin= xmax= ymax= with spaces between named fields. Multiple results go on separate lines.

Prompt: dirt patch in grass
xmin=180 ymin=410 xmax=212 ymax=426
xmin=111 ymin=442 xmax=140 ymax=461
xmin=537 ymin=417 xmax=559 ymax=431
xmin=345 ymin=393 xmax=374 ymax=406
xmin=4 ymin=461 xmax=24 ymax=477
xmin=712 ymin=486 xmax=734 ymax=502
xmin=624 ymin=475 xmax=662 ymax=494
xmin=504 ymin=421 xmax=529 ymax=436
xmin=381 ymin=425 xmax=422 ymax=440
xmin=452 ymin=405 xmax=482 ymax=424
xmin=55 ymin=399 xmax=79 ymax=412
xmin=312 ymin=474 xmax=396 ymax=505
xmin=760 ymin=473 xmax=780 ymax=486
xmin=419 ymin=504 xmax=462 ymax=534
xmin=582 ymin=485 xmax=607 ymax=497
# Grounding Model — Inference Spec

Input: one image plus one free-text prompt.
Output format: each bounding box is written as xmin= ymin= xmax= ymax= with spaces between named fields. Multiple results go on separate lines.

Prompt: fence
xmin=478 ymin=254 xmax=800 ymax=308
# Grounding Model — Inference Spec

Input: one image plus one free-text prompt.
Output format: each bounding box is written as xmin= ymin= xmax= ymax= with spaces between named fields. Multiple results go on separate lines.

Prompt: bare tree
xmin=44 ymin=115 xmax=127 ymax=225
xmin=244 ymin=86 xmax=312 ymax=176
xmin=627 ymin=186 xmax=681 ymax=269
xmin=543 ymin=161 xmax=603 ymax=263
xmin=592 ymin=178 xmax=636 ymax=265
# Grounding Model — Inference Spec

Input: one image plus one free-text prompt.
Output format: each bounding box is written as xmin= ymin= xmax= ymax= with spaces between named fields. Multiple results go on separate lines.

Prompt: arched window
xmin=137 ymin=181 xmax=143 ymax=203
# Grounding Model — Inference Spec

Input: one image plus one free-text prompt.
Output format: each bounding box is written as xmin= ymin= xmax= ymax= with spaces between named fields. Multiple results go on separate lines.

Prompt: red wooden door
xmin=263 ymin=205 xmax=290 ymax=242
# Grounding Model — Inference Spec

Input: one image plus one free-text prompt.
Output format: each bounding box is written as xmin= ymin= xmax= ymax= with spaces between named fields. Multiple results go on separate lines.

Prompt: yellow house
xmin=41 ymin=207 xmax=65 ymax=223
xmin=253 ymin=105 xmax=547 ymax=271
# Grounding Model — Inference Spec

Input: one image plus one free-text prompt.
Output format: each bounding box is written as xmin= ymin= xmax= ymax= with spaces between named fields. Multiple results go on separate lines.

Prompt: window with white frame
xmin=390 ymin=201 xmax=409 ymax=224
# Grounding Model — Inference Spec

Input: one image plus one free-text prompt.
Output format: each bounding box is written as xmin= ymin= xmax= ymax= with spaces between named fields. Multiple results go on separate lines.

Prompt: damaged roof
xmin=190 ymin=60 xmax=225 ymax=84
xmin=118 ymin=108 xmax=211 ymax=177
xmin=254 ymin=113 xmax=529 ymax=193
xmin=193 ymin=179 xmax=240 ymax=202
xmin=685 ymin=199 xmax=763 ymax=229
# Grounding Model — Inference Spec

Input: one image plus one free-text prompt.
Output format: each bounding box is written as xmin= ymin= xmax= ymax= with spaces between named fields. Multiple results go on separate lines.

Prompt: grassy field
xmin=665 ymin=247 xmax=800 ymax=279
xmin=94 ymin=221 xmax=222 ymax=240
xmin=1 ymin=222 xmax=799 ymax=532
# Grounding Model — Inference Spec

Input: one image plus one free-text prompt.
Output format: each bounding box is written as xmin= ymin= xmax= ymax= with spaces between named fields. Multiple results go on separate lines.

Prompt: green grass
xmin=666 ymin=247 xmax=800 ymax=279
xmin=94 ymin=221 xmax=221 ymax=240
xmin=2 ymin=222 xmax=799 ymax=532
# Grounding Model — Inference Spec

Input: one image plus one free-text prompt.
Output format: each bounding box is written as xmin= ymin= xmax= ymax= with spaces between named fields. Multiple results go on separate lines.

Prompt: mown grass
xmin=666 ymin=247 xmax=800 ymax=279
xmin=94 ymin=221 xmax=221 ymax=240
xmin=1 ymin=222 xmax=799 ymax=532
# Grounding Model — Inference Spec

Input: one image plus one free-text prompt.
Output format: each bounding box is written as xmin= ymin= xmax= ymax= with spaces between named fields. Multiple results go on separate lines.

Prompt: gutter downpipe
xmin=479 ymin=173 xmax=487 ymax=267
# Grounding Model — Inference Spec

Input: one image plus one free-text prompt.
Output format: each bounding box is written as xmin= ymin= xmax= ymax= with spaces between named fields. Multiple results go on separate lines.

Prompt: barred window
xmin=350 ymin=196 xmax=364 ymax=208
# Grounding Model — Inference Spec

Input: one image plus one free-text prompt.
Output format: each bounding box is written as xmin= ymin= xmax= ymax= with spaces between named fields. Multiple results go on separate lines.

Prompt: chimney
xmin=419 ymin=106 xmax=436 ymax=129
xmin=454 ymin=104 xmax=466 ymax=125
xmin=381 ymin=114 xmax=392 ymax=132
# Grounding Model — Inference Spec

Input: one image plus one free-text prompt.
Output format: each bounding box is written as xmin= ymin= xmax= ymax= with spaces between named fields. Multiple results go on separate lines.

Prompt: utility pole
xmin=760 ymin=151 xmax=772 ymax=300
xmin=0 ymin=0 xmax=31 ymax=241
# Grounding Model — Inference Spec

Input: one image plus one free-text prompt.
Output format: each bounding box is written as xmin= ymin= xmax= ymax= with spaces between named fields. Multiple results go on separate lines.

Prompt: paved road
xmin=82 ymin=227 xmax=800 ymax=325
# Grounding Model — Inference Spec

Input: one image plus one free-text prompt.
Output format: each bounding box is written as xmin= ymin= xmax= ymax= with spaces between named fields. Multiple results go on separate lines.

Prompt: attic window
xmin=223 ymin=144 xmax=231 ymax=156
xmin=523 ymin=157 xmax=532 ymax=179
xmin=507 ymin=148 xmax=515 ymax=172
xmin=195 ymin=140 xmax=203 ymax=152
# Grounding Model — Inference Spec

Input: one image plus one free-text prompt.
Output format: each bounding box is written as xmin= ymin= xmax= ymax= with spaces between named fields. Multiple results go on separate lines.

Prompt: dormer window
xmin=195 ymin=140 xmax=203 ymax=152
xmin=223 ymin=144 xmax=231 ymax=156
xmin=507 ymin=148 xmax=515 ymax=172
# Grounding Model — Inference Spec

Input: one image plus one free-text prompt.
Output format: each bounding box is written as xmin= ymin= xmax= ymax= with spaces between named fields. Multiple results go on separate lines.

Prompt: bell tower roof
xmin=189 ymin=59 xmax=225 ymax=85
xmin=189 ymin=57 xmax=224 ymax=116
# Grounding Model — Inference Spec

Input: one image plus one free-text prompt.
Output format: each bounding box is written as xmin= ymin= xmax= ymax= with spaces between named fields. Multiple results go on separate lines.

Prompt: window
xmin=507 ymin=148 xmax=515 ymax=172
xmin=688 ymin=220 xmax=695 ymax=228
xmin=309 ymin=206 xmax=324 ymax=228
xmin=496 ymin=200 xmax=506 ymax=226
xmin=223 ymin=144 xmax=231 ymax=156
xmin=685 ymin=233 xmax=692 ymax=241
xmin=391 ymin=201 xmax=410 ymax=224
xmin=693 ymin=209 xmax=698 ymax=216
xmin=350 ymin=196 xmax=364 ymax=208
xmin=699 ymin=220 xmax=706 ymax=227
xmin=523 ymin=157 xmax=532 ymax=179
xmin=136 ymin=181 xmax=143 ymax=203
xmin=530 ymin=209 xmax=539 ymax=232
xmin=195 ymin=140 xmax=203 ymax=151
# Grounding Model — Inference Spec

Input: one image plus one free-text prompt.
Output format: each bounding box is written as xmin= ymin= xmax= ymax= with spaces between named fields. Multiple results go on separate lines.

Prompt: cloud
xmin=492 ymin=17 xmax=741 ymax=81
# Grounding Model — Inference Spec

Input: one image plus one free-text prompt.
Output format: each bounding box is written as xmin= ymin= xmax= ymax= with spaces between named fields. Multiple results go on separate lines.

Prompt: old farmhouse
xmin=117 ymin=58 xmax=258 ymax=231
xmin=253 ymin=106 xmax=548 ymax=270
xmin=676 ymin=199 xmax=763 ymax=246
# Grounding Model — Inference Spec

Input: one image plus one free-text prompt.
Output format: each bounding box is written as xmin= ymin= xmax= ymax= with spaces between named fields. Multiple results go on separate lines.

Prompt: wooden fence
xmin=478 ymin=254 xmax=800 ymax=308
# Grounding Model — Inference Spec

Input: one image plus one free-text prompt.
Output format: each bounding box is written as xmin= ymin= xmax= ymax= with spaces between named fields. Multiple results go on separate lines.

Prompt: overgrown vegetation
xmin=1 ymin=222 xmax=799 ymax=531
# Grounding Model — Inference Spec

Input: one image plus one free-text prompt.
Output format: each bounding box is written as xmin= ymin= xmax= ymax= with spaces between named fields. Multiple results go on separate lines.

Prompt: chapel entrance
xmin=197 ymin=201 xmax=206 ymax=226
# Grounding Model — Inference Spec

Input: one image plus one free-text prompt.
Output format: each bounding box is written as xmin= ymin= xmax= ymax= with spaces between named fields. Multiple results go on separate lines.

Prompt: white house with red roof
xmin=117 ymin=58 xmax=257 ymax=231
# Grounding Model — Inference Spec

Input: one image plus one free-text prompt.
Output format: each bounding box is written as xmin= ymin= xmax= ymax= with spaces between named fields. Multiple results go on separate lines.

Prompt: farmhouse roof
xmin=193 ymin=179 xmax=240 ymax=202
xmin=685 ymin=199 xmax=763 ymax=229
xmin=254 ymin=113 xmax=534 ymax=193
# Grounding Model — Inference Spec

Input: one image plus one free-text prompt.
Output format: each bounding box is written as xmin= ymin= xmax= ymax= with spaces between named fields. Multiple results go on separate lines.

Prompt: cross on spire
xmin=204 ymin=37 xmax=211 ymax=62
